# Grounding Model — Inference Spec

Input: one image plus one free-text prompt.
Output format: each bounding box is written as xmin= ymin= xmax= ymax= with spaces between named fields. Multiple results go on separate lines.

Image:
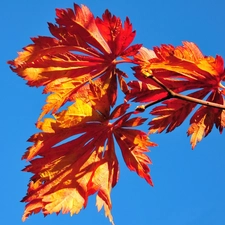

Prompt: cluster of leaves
xmin=8 ymin=3 xmax=225 ymax=224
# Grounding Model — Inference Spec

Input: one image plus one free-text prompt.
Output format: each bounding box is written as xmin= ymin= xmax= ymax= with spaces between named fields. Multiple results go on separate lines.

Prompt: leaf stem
xmin=115 ymin=59 xmax=133 ymax=64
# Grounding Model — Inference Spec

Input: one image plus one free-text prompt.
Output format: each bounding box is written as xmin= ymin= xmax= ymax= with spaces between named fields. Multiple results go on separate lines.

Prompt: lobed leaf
xmin=128 ymin=42 xmax=225 ymax=147
xmin=8 ymin=3 xmax=141 ymax=119
xmin=187 ymin=90 xmax=225 ymax=148
xmin=21 ymin=86 xmax=155 ymax=223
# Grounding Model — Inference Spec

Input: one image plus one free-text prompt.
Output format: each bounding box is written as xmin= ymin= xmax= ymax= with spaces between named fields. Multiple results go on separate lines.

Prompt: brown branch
xmin=136 ymin=96 xmax=170 ymax=112
xmin=136 ymin=75 xmax=225 ymax=111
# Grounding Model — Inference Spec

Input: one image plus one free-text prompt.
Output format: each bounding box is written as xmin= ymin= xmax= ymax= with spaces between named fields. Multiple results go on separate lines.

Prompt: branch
xmin=136 ymin=75 xmax=225 ymax=111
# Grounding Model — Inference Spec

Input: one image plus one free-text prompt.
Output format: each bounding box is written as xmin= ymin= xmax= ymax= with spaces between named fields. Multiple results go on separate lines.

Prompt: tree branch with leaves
xmin=8 ymin=3 xmax=225 ymax=224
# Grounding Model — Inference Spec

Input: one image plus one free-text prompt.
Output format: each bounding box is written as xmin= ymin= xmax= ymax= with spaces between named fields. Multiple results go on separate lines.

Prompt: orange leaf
xmin=128 ymin=41 xmax=225 ymax=147
xmin=8 ymin=3 xmax=141 ymax=119
xmin=21 ymin=96 xmax=155 ymax=223
xmin=187 ymin=90 xmax=224 ymax=148
xmin=149 ymin=89 xmax=208 ymax=133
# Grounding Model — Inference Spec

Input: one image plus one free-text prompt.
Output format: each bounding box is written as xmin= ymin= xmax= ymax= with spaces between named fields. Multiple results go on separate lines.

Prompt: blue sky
xmin=2 ymin=0 xmax=225 ymax=225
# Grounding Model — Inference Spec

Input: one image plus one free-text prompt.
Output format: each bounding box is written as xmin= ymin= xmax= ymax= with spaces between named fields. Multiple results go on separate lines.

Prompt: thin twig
xmin=136 ymin=96 xmax=170 ymax=112
xmin=136 ymin=75 xmax=225 ymax=111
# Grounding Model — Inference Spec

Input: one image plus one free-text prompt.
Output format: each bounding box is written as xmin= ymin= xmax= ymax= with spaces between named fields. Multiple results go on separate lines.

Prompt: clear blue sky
xmin=2 ymin=0 xmax=225 ymax=225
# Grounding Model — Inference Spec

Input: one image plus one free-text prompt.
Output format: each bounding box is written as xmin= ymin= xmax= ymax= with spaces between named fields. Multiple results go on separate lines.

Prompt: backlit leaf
xmin=21 ymin=85 xmax=155 ymax=223
xmin=8 ymin=3 xmax=141 ymax=119
xmin=128 ymin=42 xmax=225 ymax=147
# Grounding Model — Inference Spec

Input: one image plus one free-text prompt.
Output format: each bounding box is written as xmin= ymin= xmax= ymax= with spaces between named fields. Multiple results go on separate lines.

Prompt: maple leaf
xmin=187 ymin=90 xmax=225 ymax=148
xmin=8 ymin=3 xmax=141 ymax=120
xmin=21 ymin=80 xmax=155 ymax=223
xmin=127 ymin=42 xmax=225 ymax=148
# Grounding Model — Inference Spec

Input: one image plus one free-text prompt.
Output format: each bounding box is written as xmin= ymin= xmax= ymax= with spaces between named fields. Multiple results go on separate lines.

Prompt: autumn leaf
xmin=127 ymin=42 xmax=225 ymax=148
xmin=21 ymin=80 xmax=155 ymax=223
xmin=9 ymin=2 xmax=225 ymax=224
xmin=8 ymin=3 xmax=141 ymax=120
xmin=187 ymin=90 xmax=225 ymax=148
xmin=7 ymin=3 xmax=149 ymax=219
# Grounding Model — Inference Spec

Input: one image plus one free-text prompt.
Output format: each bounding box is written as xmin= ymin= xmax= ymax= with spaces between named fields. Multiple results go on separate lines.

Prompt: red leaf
xmin=128 ymin=41 xmax=225 ymax=147
xmin=149 ymin=89 xmax=209 ymax=133
xmin=187 ymin=90 xmax=224 ymax=148
xmin=21 ymin=92 xmax=155 ymax=223
xmin=8 ymin=3 xmax=141 ymax=119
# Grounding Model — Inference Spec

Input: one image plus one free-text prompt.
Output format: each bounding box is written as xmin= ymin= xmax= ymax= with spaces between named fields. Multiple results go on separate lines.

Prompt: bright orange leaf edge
xmin=8 ymin=3 xmax=225 ymax=224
